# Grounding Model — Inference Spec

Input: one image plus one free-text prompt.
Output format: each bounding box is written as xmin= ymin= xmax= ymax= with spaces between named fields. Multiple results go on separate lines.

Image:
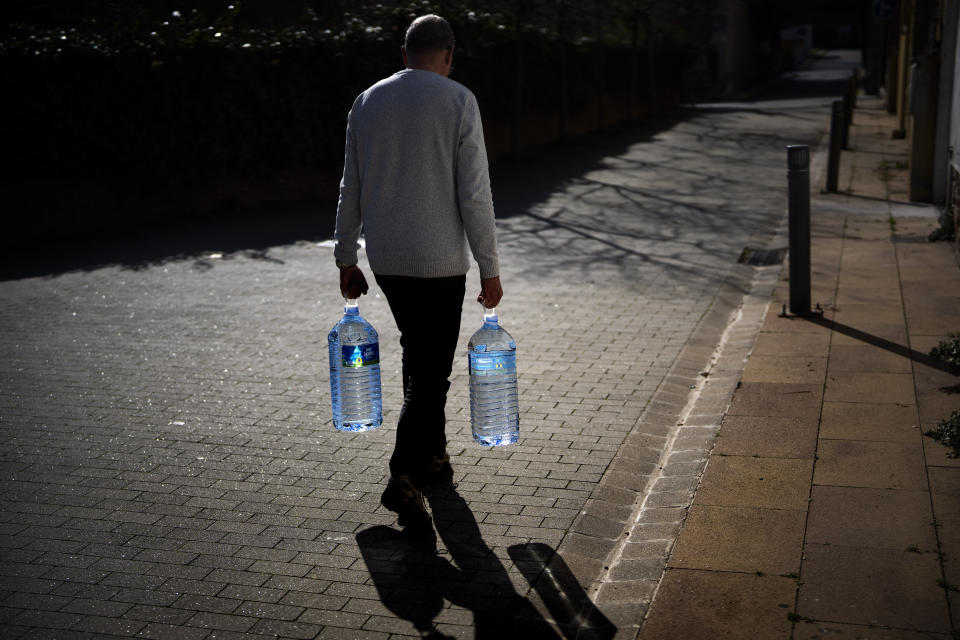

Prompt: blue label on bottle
xmin=469 ymin=352 xmax=516 ymax=376
xmin=342 ymin=343 xmax=379 ymax=368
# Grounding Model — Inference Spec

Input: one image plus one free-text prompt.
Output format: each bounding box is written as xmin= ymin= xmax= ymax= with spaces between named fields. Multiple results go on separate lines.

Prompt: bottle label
xmin=469 ymin=352 xmax=516 ymax=376
xmin=342 ymin=343 xmax=379 ymax=368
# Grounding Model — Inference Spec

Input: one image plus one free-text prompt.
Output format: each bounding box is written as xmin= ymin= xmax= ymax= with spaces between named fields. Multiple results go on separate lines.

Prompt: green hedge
xmin=1 ymin=2 xmax=697 ymax=204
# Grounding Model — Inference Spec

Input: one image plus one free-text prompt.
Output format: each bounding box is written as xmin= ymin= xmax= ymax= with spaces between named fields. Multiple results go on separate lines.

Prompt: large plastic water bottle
xmin=467 ymin=306 xmax=519 ymax=446
xmin=328 ymin=299 xmax=382 ymax=432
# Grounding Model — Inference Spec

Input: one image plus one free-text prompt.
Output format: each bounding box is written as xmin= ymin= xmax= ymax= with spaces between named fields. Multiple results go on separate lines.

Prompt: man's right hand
xmin=339 ymin=264 xmax=369 ymax=299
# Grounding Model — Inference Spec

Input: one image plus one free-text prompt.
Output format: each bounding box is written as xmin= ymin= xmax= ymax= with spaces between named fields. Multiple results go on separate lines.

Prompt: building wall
xmin=951 ymin=9 xmax=960 ymax=180
xmin=716 ymin=0 xmax=751 ymax=94
xmin=951 ymin=24 xmax=960 ymax=240
xmin=934 ymin=0 xmax=959 ymax=204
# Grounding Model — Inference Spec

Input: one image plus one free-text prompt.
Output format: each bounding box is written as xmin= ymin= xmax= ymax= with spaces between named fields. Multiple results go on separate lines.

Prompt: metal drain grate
xmin=738 ymin=247 xmax=787 ymax=266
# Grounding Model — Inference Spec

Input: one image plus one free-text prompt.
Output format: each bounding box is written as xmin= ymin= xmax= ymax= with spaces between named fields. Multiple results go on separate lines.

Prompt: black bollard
xmin=841 ymin=92 xmax=851 ymax=150
xmin=840 ymin=94 xmax=850 ymax=149
xmin=826 ymin=100 xmax=843 ymax=192
xmin=788 ymin=145 xmax=811 ymax=316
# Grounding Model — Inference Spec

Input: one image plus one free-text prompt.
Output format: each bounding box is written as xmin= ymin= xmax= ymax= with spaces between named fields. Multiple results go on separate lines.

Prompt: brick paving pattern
xmin=0 ymin=60 xmax=854 ymax=638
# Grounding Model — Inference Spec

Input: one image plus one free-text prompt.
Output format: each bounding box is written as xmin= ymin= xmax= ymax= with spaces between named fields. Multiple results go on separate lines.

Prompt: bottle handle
xmin=480 ymin=301 xmax=498 ymax=324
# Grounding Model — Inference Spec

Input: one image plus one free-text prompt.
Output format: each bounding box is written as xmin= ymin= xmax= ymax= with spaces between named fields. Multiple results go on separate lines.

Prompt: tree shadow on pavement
xmin=356 ymin=486 xmax=615 ymax=639
xmin=487 ymin=53 xmax=859 ymax=293
xmin=0 ymin=201 xmax=337 ymax=281
xmin=489 ymin=114 xmax=684 ymax=222
xmin=2 ymin=52 xmax=859 ymax=285
xmin=491 ymin=111 xmax=819 ymax=295
xmin=0 ymin=118 xmax=680 ymax=283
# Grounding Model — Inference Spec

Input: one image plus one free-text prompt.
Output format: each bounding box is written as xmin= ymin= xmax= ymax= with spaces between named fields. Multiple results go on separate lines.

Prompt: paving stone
xmin=60 ymin=599 xmax=134 ymax=617
xmin=136 ymin=623 xmax=211 ymax=640
xmin=751 ymin=332 xmax=831 ymax=358
xmin=741 ymin=355 xmax=827 ymax=384
xmin=668 ymin=504 xmax=804 ymax=575
xmin=16 ymin=629 xmax=95 ymax=640
xmin=594 ymin=579 xmax=658 ymax=604
xmin=638 ymin=569 xmax=796 ymax=640
xmin=10 ymin=610 xmax=83 ymax=630
xmin=793 ymin=622 xmax=953 ymax=640
xmin=805 ymin=486 xmax=937 ymax=550
xmin=814 ymin=439 xmax=928 ymax=490
xmin=694 ymin=456 xmax=812 ymax=511
xmin=726 ymin=383 xmax=823 ymax=418
xmin=123 ymin=605 xmax=194 ymax=626
xmin=797 ymin=544 xmax=950 ymax=633
xmin=248 ymin=619 xmax=323 ymax=639
xmin=106 ymin=585 xmax=180 ymax=608
xmin=606 ymin=557 xmax=665 ymax=582
xmin=71 ymin=615 xmax=148 ymax=636
xmin=714 ymin=416 xmax=818 ymax=458
xmin=170 ymin=595 xmax=241 ymax=616
xmin=824 ymin=372 xmax=916 ymax=405
xmin=819 ymin=401 xmax=921 ymax=442
xmin=1 ymin=593 xmax=73 ymax=611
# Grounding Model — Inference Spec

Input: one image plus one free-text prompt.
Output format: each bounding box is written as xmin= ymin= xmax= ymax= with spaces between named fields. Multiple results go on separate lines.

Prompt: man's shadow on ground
xmin=356 ymin=486 xmax=615 ymax=639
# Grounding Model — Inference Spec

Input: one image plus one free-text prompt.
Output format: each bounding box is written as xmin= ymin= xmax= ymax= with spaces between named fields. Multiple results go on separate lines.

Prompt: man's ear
xmin=401 ymin=46 xmax=408 ymax=68
xmin=445 ymin=45 xmax=454 ymax=66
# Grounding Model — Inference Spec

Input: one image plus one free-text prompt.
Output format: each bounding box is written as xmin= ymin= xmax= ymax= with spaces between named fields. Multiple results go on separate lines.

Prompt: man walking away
xmin=333 ymin=15 xmax=503 ymax=530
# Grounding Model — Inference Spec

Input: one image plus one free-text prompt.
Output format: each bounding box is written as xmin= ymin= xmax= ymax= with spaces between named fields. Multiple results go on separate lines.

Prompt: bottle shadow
xmin=355 ymin=485 xmax=616 ymax=639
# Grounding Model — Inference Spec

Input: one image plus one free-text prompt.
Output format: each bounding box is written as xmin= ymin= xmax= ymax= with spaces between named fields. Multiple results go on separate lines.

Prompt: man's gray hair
xmin=404 ymin=15 xmax=454 ymax=54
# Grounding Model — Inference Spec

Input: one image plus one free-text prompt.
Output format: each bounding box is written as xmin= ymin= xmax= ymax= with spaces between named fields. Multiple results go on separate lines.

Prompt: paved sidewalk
xmin=0 ymin=52 xmax=911 ymax=640
xmin=638 ymin=97 xmax=960 ymax=638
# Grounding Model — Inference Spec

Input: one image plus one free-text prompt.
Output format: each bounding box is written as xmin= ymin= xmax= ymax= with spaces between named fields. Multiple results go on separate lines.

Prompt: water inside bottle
xmin=468 ymin=306 xmax=519 ymax=446
xmin=328 ymin=299 xmax=382 ymax=432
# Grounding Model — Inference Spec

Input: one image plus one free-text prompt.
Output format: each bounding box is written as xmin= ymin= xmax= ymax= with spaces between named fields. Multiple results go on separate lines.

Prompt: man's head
xmin=402 ymin=15 xmax=454 ymax=76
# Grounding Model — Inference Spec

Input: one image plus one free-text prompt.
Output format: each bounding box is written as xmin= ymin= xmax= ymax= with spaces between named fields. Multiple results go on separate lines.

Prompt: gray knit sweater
xmin=333 ymin=68 xmax=499 ymax=279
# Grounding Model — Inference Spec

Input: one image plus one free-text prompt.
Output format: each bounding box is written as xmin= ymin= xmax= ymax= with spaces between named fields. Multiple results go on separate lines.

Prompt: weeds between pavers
xmin=924 ymin=337 xmax=960 ymax=459
xmin=928 ymin=209 xmax=956 ymax=242
xmin=930 ymin=335 xmax=960 ymax=375
xmin=926 ymin=411 xmax=960 ymax=458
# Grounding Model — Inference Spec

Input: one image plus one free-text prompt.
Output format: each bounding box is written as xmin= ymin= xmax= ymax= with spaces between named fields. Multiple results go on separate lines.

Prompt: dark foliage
xmin=926 ymin=411 xmax=960 ymax=459
xmin=1 ymin=1 xmax=711 ymax=223
xmin=930 ymin=335 xmax=960 ymax=375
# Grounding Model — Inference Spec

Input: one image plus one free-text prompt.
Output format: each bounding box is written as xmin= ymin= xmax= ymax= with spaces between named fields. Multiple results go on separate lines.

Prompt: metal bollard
xmin=788 ymin=145 xmax=811 ymax=316
xmin=826 ymin=100 xmax=843 ymax=192
xmin=842 ymin=73 xmax=856 ymax=149
xmin=841 ymin=91 xmax=851 ymax=150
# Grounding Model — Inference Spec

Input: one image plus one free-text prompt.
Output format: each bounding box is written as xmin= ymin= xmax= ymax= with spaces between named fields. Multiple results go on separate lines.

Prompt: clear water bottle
xmin=328 ymin=299 xmax=382 ymax=432
xmin=468 ymin=307 xmax=519 ymax=446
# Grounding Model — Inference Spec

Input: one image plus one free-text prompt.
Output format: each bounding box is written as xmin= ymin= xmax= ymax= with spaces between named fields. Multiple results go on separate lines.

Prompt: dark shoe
xmin=381 ymin=475 xmax=431 ymax=529
xmin=429 ymin=454 xmax=454 ymax=485
xmin=413 ymin=453 xmax=454 ymax=491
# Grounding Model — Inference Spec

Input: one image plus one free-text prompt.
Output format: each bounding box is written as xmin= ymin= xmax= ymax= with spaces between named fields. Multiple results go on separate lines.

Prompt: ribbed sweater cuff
xmin=478 ymin=259 xmax=499 ymax=280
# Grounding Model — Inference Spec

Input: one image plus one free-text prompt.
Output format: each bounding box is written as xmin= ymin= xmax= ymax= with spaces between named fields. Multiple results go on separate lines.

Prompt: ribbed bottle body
xmin=328 ymin=304 xmax=382 ymax=432
xmin=467 ymin=312 xmax=519 ymax=447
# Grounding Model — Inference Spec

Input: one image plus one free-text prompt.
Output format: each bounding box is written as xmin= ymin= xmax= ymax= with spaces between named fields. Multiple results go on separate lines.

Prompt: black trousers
xmin=374 ymin=273 xmax=466 ymax=476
